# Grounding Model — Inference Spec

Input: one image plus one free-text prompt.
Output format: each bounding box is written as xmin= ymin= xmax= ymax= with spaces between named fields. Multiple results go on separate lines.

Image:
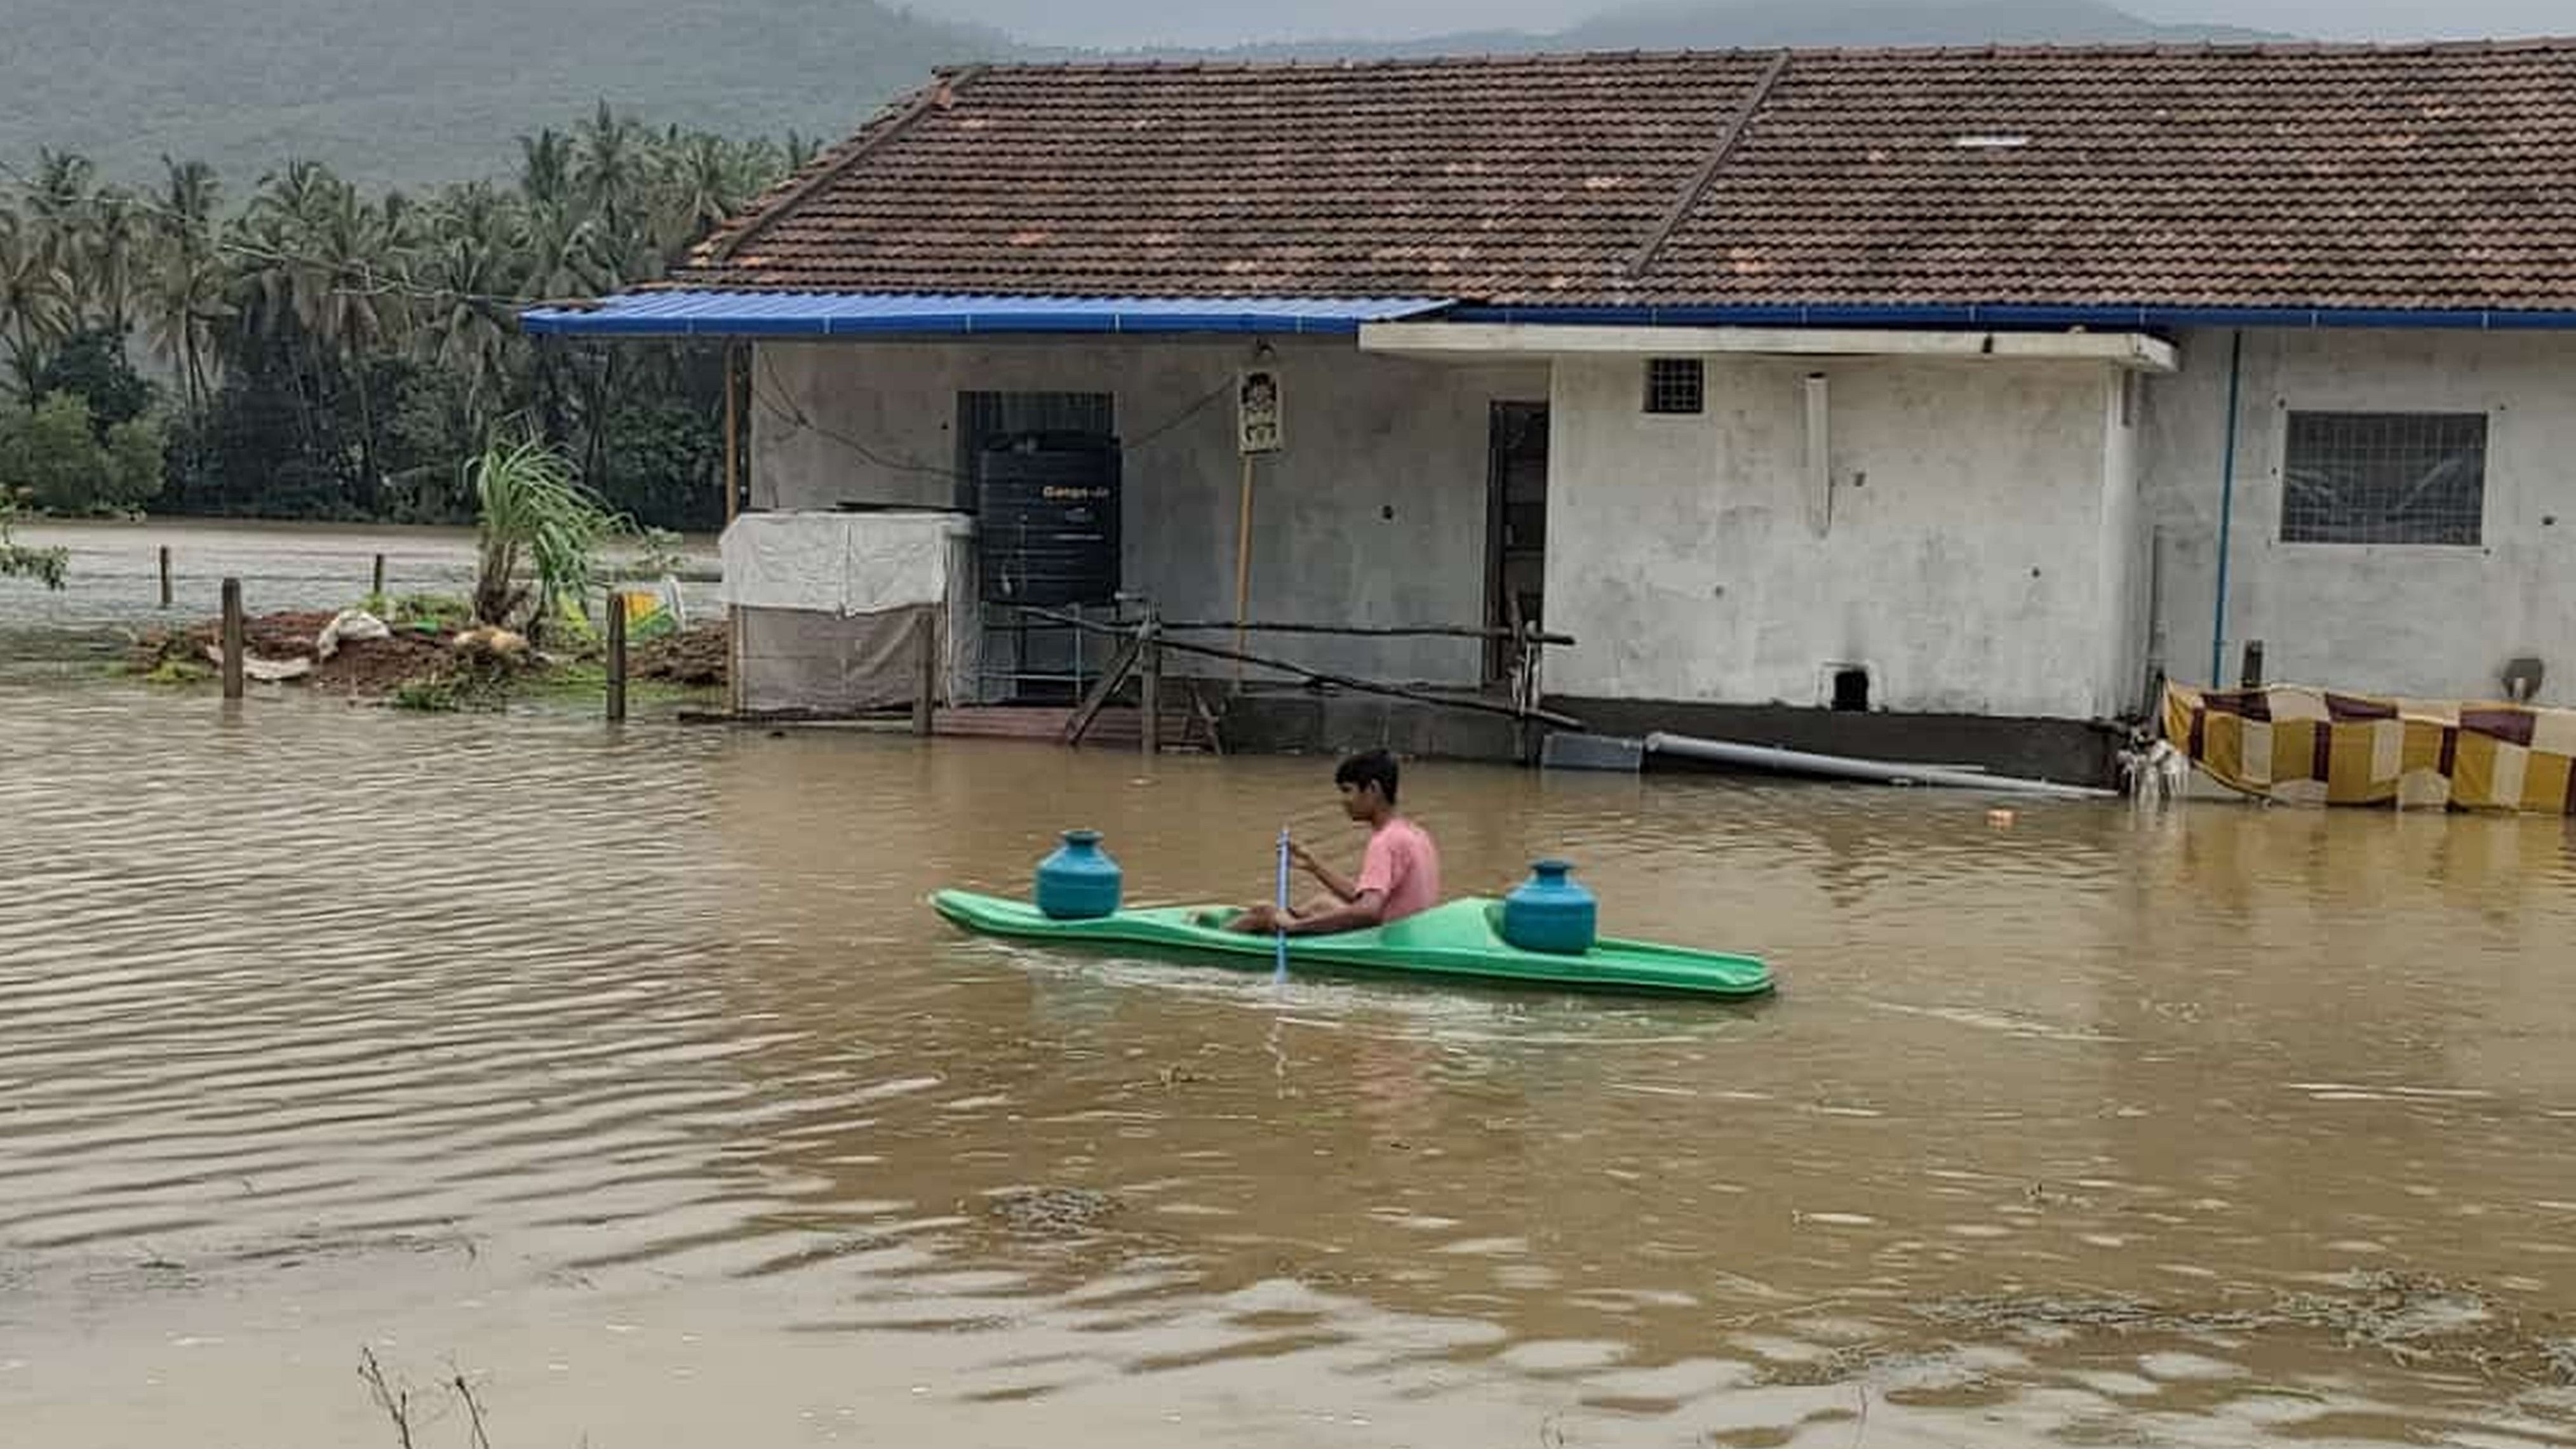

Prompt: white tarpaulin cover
xmin=720 ymin=511 xmax=970 ymax=617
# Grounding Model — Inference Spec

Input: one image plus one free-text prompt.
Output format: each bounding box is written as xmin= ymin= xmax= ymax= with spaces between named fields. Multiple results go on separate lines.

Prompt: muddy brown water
xmin=3 ymin=676 xmax=2574 ymax=1447
xmin=0 ymin=518 xmax=720 ymax=643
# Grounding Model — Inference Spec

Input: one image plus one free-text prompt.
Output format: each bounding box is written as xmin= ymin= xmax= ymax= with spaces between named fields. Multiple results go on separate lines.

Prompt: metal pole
xmin=158 ymin=546 xmax=172 ymax=608
xmin=2208 ymin=329 xmax=2244 ymax=687
xmin=371 ymin=552 xmax=386 ymax=600
xmin=605 ymin=589 xmax=628 ymax=722
xmin=220 ymin=577 xmax=245 ymax=700
xmin=723 ymin=342 xmax=741 ymax=526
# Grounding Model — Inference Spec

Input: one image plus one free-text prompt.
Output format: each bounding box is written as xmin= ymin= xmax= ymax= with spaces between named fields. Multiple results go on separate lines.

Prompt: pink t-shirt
xmin=1356 ymin=817 xmax=1442 ymax=924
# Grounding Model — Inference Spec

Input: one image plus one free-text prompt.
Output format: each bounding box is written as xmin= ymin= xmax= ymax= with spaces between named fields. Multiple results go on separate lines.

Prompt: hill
xmin=0 ymin=0 xmax=1017 ymax=189
xmin=1 ymin=0 xmax=2286 ymax=190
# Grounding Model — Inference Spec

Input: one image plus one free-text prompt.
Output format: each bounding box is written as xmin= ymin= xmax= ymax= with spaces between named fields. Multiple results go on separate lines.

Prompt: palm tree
xmin=83 ymin=190 xmax=146 ymax=336
xmin=410 ymin=182 xmax=523 ymax=436
xmin=574 ymin=102 xmax=647 ymax=234
xmin=658 ymin=132 xmax=744 ymax=256
xmin=517 ymin=129 xmax=575 ymax=211
xmin=24 ymin=149 xmax=95 ymax=271
xmin=290 ymin=177 xmax=399 ymax=509
xmin=0 ymin=207 xmax=76 ymax=402
xmin=143 ymin=244 xmax=231 ymax=415
xmin=159 ymin=158 xmax=221 ymax=243
xmin=145 ymin=159 xmax=226 ymax=413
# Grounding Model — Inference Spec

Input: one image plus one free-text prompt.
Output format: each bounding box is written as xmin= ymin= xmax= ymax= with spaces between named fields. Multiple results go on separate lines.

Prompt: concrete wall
xmin=2141 ymin=329 xmax=2576 ymax=703
xmin=752 ymin=338 xmax=1546 ymax=686
xmin=1543 ymin=354 xmax=2126 ymax=720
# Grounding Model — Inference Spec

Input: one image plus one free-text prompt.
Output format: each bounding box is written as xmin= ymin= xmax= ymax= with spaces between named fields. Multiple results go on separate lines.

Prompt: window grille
xmin=2280 ymin=411 xmax=2485 ymax=546
xmin=1643 ymin=357 xmax=1704 ymax=415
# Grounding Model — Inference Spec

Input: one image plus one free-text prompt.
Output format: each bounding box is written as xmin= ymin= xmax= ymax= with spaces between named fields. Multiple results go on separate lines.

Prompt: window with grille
xmin=1643 ymin=357 xmax=1704 ymax=415
xmin=2280 ymin=411 xmax=2486 ymax=546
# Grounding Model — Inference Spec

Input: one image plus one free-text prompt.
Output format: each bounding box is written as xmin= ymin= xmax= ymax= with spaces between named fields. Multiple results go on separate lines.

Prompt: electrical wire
xmin=752 ymin=347 xmax=1240 ymax=486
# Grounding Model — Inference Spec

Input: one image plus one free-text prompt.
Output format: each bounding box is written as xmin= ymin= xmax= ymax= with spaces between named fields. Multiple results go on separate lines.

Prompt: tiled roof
xmin=677 ymin=43 xmax=2576 ymax=312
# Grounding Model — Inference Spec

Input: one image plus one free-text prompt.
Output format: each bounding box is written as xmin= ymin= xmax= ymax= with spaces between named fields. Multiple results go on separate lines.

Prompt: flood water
xmin=4 ymin=673 xmax=2575 ymax=1448
xmin=1 ymin=518 xmax=719 ymax=646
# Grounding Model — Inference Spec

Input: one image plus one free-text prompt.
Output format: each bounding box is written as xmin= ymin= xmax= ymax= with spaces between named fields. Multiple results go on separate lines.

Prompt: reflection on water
xmin=3 ymin=677 xmax=2573 ymax=1446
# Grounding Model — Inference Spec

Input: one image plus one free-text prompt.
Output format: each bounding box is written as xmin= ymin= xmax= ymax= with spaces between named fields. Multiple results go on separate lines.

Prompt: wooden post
xmin=2239 ymin=639 xmax=2265 ymax=690
xmin=1231 ymin=453 xmax=1254 ymax=690
xmin=1139 ymin=616 xmax=1162 ymax=759
xmin=605 ymin=588 xmax=628 ymax=721
xmin=913 ymin=610 xmax=938 ymax=737
xmin=219 ymin=577 xmax=245 ymax=700
xmin=727 ymin=610 xmax=745 ymax=717
xmin=370 ymin=552 xmax=386 ymax=600
xmin=158 ymin=546 xmax=172 ymax=608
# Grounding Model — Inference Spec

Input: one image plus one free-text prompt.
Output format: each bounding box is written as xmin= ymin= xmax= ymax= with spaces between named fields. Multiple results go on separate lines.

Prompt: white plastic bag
xmin=315 ymin=608 xmax=392 ymax=660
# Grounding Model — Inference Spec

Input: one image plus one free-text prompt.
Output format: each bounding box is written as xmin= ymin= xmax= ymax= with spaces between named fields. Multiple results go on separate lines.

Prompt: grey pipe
xmin=1643 ymin=731 xmax=2114 ymax=800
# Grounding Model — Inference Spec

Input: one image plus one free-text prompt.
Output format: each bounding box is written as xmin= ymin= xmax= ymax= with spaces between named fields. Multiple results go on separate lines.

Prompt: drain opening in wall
xmin=1830 ymin=666 xmax=1872 ymax=712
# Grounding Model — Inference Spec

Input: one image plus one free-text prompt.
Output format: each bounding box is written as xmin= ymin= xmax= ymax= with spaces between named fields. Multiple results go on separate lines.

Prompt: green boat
xmin=930 ymin=891 xmax=1773 ymax=999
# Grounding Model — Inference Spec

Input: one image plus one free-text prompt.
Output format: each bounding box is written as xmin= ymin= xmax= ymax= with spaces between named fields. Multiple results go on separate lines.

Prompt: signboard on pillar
xmin=1237 ymin=368 xmax=1283 ymax=455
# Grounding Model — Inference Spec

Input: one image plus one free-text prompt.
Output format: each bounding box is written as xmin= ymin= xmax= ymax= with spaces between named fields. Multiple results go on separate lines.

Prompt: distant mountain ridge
xmin=1172 ymin=0 xmax=2291 ymax=59
xmin=0 ymin=0 xmax=2291 ymax=189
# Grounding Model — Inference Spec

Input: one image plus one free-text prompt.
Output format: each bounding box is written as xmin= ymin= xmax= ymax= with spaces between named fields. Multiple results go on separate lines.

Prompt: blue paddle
xmin=1272 ymin=824 xmax=1291 ymax=982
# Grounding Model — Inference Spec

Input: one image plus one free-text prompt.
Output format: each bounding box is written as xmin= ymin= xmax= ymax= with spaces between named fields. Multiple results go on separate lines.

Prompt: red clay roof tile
xmin=674 ymin=43 xmax=2576 ymax=310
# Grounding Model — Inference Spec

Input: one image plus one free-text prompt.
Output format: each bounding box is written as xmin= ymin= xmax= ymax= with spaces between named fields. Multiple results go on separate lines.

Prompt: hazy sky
xmin=916 ymin=0 xmax=2572 ymax=49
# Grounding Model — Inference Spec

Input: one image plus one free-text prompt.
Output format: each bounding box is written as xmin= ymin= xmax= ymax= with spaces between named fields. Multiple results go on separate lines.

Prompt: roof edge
xmin=925 ymin=36 xmax=2576 ymax=76
xmin=701 ymin=65 xmax=988 ymax=266
xmin=1449 ymin=302 xmax=2576 ymax=331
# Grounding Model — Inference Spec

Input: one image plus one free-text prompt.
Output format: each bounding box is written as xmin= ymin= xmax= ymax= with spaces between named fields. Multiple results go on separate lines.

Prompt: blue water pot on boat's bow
xmin=1501 ymin=859 xmax=1597 ymax=954
xmin=1035 ymin=829 xmax=1122 ymax=920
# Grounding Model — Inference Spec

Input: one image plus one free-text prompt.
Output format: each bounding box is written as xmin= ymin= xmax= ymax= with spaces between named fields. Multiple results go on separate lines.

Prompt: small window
xmin=2281 ymin=411 xmax=2486 ymax=546
xmin=1643 ymin=357 xmax=1704 ymax=415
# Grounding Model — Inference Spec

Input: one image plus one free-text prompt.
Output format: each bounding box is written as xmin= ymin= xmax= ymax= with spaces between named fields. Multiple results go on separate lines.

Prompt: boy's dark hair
xmin=1334 ymin=749 xmax=1400 ymax=805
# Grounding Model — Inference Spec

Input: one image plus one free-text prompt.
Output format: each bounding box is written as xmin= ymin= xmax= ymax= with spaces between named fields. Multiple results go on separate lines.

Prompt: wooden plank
xmin=1061 ymin=633 xmax=1143 ymax=745
xmin=1626 ymin=48 xmax=1794 ymax=281
xmin=1193 ymin=690 xmax=1226 ymax=757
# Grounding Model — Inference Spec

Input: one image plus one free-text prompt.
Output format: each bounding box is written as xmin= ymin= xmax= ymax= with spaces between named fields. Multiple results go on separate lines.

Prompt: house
xmin=524 ymin=43 xmax=2576 ymax=782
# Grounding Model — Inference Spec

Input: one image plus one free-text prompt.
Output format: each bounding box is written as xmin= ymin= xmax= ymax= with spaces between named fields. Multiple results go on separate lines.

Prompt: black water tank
xmin=976 ymin=432 xmax=1121 ymax=606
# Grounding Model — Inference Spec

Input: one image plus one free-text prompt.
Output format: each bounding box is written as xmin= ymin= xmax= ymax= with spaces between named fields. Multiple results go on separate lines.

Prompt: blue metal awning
xmin=519 ymin=291 xmax=1455 ymax=338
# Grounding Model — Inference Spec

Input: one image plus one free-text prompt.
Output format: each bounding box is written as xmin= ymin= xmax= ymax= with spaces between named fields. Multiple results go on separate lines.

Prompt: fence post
xmin=371 ymin=553 xmax=386 ymax=601
xmin=913 ymin=610 xmax=938 ymax=737
xmin=220 ymin=577 xmax=245 ymax=700
xmin=605 ymin=589 xmax=628 ymax=722
xmin=159 ymin=546 xmax=173 ymax=608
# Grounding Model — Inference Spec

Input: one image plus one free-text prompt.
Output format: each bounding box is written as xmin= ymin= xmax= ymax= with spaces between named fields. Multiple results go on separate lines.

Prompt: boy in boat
xmin=1227 ymin=749 xmax=1442 ymax=937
